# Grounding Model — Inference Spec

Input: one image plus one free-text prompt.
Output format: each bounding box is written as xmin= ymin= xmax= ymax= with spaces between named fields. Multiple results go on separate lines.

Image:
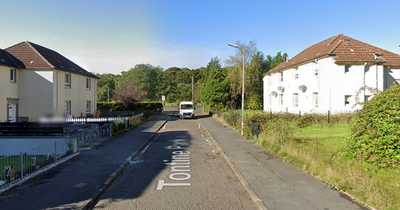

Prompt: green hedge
xmin=97 ymin=102 xmax=163 ymax=112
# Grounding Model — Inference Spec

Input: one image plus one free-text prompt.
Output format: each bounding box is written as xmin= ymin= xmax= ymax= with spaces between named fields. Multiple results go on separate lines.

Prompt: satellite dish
xmin=277 ymin=86 xmax=284 ymax=92
xmin=271 ymin=91 xmax=278 ymax=96
xmin=299 ymin=85 xmax=307 ymax=92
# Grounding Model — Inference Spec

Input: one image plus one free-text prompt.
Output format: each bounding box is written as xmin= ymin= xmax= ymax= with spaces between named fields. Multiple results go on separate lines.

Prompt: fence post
xmin=315 ymin=138 xmax=318 ymax=158
xmin=291 ymin=131 xmax=293 ymax=147
xmin=327 ymin=110 xmax=331 ymax=124
xmin=55 ymin=141 xmax=58 ymax=163
xmin=359 ymin=150 xmax=362 ymax=177
xmin=20 ymin=152 xmax=24 ymax=179
xmin=270 ymin=109 xmax=272 ymax=120
xmin=74 ymin=137 xmax=78 ymax=153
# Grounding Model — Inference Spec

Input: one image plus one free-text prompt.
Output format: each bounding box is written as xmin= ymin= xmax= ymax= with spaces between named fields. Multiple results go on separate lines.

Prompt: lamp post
xmin=228 ymin=43 xmax=245 ymax=136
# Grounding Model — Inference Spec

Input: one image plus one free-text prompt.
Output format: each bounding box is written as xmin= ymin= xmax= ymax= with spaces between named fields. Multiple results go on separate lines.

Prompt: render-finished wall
xmin=53 ymin=70 xmax=97 ymax=118
xmin=263 ymin=57 xmax=388 ymax=114
xmin=0 ymin=66 xmax=19 ymax=122
xmin=0 ymin=137 xmax=68 ymax=156
xmin=18 ymin=70 xmax=53 ymax=121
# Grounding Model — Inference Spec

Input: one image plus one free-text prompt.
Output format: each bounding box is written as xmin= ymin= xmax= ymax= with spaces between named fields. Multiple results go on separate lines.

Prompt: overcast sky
xmin=1 ymin=0 xmax=400 ymax=74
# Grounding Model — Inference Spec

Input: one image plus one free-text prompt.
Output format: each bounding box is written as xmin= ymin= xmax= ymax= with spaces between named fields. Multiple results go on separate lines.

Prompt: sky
xmin=1 ymin=0 xmax=400 ymax=75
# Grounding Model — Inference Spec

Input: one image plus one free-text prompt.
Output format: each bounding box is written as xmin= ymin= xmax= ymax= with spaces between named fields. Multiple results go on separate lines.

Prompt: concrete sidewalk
xmin=198 ymin=113 xmax=368 ymax=210
xmin=0 ymin=111 xmax=173 ymax=210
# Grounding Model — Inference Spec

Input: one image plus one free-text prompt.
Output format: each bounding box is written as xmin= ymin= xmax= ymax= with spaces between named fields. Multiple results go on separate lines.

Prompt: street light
xmin=228 ymin=43 xmax=245 ymax=136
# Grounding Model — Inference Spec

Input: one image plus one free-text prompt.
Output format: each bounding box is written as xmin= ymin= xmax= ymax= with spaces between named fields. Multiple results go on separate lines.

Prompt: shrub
xmin=346 ymin=84 xmax=400 ymax=166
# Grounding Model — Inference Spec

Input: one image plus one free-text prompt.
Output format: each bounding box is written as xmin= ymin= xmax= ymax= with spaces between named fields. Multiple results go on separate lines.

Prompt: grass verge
xmin=253 ymin=123 xmax=400 ymax=210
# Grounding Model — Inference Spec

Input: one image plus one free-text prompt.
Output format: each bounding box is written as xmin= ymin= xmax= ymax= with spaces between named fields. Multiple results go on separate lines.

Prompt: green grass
xmin=254 ymin=124 xmax=400 ymax=210
xmin=0 ymin=155 xmax=54 ymax=180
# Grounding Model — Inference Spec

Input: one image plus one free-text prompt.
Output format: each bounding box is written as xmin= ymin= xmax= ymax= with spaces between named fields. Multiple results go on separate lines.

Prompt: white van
xmin=179 ymin=101 xmax=195 ymax=119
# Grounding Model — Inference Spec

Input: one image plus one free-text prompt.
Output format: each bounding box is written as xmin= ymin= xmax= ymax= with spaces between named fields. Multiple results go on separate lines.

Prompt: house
xmin=0 ymin=41 xmax=99 ymax=122
xmin=263 ymin=34 xmax=400 ymax=114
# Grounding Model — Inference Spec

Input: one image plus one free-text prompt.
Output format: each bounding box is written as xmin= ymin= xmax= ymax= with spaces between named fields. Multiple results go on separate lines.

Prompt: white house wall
xmin=263 ymin=57 xmax=391 ymax=114
xmin=0 ymin=66 xmax=19 ymax=122
xmin=18 ymin=70 xmax=53 ymax=121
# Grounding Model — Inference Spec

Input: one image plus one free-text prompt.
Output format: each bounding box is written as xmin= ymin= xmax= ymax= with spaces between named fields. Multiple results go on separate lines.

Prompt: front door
xmin=8 ymin=104 xmax=17 ymax=122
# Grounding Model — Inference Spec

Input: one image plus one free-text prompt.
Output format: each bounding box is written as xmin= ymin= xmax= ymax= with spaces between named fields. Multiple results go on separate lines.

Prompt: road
xmin=92 ymin=112 xmax=255 ymax=210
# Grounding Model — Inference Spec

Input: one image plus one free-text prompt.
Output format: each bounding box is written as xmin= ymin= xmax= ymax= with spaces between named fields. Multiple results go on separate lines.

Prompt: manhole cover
xmin=74 ymin=183 xmax=87 ymax=189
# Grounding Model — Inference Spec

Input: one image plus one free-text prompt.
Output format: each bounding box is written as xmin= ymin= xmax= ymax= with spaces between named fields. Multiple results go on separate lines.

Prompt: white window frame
xmin=10 ymin=69 xmax=16 ymax=83
xmin=280 ymin=72 xmax=283 ymax=82
xmin=65 ymin=100 xmax=71 ymax=116
xmin=86 ymin=78 xmax=91 ymax=90
xmin=345 ymin=65 xmax=350 ymax=73
xmin=312 ymin=92 xmax=318 ymax=108
xmin=293 ymin=93 xmax=298 ymax=107
xmin=345 ymin=95 xmax=351 ymax=105
xmin=86 ymin=100 xmax=91 ymax=114
xmin=65 ymin=73 xmax=71 ymax=88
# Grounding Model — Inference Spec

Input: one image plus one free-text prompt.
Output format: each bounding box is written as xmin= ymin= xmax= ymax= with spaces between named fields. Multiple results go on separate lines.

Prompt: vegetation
xmin=213 ymin=110 xmax=400 ymax=210
xmin=347 ymin=84 xmax=400 ymax=167
xmin=96 ymin=40 xmax=287 ymax=110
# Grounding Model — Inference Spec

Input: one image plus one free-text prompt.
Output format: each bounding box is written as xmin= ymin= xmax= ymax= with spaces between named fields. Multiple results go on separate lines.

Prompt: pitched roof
xmin=0 ymin=49 xmax=19 ymax=68
xmin=5 ymin=41 xmax=98 ymax=79
xmin=268 ymin=34 xmax=400 ymax=74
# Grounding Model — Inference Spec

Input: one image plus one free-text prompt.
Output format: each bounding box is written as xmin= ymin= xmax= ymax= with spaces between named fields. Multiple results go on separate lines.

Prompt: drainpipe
xmin=374 ymin=53 xmax=378 ymax=89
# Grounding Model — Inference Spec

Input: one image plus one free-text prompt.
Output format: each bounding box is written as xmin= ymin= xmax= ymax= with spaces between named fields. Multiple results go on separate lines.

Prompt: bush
xmin=97 ymin=102 xmax=163 ymax=112
xmin=347 ymin=84 xmax=400 ymax=166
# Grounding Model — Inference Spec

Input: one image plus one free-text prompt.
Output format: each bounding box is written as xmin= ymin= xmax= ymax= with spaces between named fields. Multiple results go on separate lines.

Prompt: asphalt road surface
xmin=92 ymin=113 xmax=255 ymax=210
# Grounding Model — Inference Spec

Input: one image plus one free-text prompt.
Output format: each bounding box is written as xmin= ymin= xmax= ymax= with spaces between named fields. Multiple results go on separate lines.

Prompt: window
xmin=65 ymin=73 xmax=71 ymax=88
xmin=86 ymin=100 xmax=91 ymax=114
xmin=279 ymin=94 xmax=283 ymax=105
xmin=280 ymin=72 xmax=283 ymax=82
xmin=293 ymin=93 xmax=298 ymax=107
xmin=345 ymin=65 xmax=350 ymax=73
xmin=86 ymin=78 xmax=91 ymax=90
xmin=345 ymin=95 xmax=351 ymax=105
xmin=268 ymin=94 xmax=271 ymax=106
xmin=364 ymin=95 xmax=371 ymax=102
xmin=312 ymin=93 xmax=318 ymax=108
xmin=10 ymin=69 xmax=16 ymax=83
xmin=314 ymin=69 xmax=318 ymax=77
xmin=65 ymin=100 xmax=71 ymax=116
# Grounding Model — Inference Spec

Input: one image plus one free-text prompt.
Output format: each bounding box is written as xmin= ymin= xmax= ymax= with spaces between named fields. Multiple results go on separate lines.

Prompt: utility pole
xmin=192 ymin=74 xmax=194 ymax=102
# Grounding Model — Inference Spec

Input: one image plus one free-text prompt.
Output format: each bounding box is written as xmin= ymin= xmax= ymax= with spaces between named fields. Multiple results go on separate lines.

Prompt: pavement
xmin=0 ymin=109 xmax=369 ymax=210
xmin=197 ymin=112 xmax=369 ymax=210
xmin=0 ymin=111 xmax=173 ymax=210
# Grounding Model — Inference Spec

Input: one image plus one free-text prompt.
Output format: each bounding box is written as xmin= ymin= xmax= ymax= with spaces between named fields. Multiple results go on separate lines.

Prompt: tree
xmin=113 ymin=78 xmax=147 ymax=106
xmin=225 ymin=40 xmax=258 ymax=106
xmin=201 ymin=57 xmax=229 ymax=110
xmin=120 ymin=64 xmax=164 ymax=101
xmin=96 ymin=73 xmax=120 ymax=102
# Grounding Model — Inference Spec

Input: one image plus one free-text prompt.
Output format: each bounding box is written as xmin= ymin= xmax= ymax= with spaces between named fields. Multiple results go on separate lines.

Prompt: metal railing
xmin=0 ymin=140 xmax=73 ymax=191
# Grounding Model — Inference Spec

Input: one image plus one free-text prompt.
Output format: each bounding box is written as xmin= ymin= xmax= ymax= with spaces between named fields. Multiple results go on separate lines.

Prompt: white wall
xmin=263 ymin=56 xmax=390 ymax=114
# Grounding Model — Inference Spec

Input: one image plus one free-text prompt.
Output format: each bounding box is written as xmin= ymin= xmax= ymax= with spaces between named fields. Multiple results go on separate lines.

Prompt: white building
xmin=0 ymin=41 xmax=98 ymax=122
xmin=263 ymin=34 xmax=400 ymax=114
